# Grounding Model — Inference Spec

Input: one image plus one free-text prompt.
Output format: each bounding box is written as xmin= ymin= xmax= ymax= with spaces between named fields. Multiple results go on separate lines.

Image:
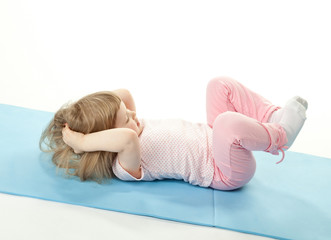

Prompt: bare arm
xmin=62 ymin=125 xmax=141 ymax=174
xmin=112 ymin=89 xmax=136 ymax=112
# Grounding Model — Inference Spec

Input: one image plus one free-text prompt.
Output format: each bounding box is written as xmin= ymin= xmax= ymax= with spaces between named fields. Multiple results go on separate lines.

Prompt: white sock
xmin=268 ymin=96 xmax=308 ymax=148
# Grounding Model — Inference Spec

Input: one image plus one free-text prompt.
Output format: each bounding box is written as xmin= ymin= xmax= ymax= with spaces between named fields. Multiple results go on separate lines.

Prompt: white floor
xmin=1 ymin=1 xmax=331 ymax=239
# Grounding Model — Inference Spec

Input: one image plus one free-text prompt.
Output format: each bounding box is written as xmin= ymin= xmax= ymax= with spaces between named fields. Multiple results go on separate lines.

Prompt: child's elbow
xmin=124 ymin=129 xmax=139 ymax=145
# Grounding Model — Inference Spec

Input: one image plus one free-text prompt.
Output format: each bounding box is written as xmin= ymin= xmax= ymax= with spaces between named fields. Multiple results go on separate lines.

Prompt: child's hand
xmin=62 ymin=124 xmax=85 ymax=154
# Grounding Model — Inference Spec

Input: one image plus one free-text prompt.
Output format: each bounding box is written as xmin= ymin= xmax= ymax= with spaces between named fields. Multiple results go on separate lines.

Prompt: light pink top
xmin=112 ymin=119 xmax=215 ymax=187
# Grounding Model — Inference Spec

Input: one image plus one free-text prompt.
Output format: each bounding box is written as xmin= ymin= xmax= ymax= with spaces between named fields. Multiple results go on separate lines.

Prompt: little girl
xmin=40 ymin=76 xmax=307 ymax=190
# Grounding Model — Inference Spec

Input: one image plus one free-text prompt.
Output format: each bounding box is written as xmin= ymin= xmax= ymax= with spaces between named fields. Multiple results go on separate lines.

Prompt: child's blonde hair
xmin=40 ymin=91 xmax=121 ymax=183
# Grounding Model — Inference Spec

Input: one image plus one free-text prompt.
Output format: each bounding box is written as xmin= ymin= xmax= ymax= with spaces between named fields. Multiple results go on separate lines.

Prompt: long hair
xmin=40 ymin=91 xmax=121 ymax=183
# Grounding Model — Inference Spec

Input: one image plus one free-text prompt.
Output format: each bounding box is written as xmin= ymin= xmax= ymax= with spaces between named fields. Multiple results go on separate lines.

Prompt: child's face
xmin=115 ymin=101 xmax=143 ymax=136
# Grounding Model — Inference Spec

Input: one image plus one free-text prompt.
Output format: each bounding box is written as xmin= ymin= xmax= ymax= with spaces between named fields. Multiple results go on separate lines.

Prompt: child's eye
xmin=126 ymin=112 xmax=130 ymax=123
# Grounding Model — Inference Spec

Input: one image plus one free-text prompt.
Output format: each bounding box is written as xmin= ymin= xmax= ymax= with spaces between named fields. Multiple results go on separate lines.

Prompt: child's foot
xmin=269 ymin=96 xmax=308 ymax=149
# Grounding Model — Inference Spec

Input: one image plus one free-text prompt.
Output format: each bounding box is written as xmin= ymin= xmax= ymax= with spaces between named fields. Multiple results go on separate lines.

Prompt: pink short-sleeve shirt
xmin=112 ymin=119 xmax=214 ymax=187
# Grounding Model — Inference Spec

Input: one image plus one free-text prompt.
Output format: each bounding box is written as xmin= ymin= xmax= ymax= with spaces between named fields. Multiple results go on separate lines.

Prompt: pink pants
xmin=207 ymin=77 xmax=288 ymax=191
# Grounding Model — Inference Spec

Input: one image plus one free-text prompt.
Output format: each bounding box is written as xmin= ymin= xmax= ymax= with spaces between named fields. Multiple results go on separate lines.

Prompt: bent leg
xmin=210 ymin=111 xmax=287 ymax=191
xmin=206 ymin=76 xmax=280 ymax=127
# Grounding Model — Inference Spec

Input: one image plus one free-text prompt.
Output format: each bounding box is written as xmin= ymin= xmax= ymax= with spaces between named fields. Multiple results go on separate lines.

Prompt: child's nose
xmin=131 ymin=111 xmax=136 ymax=119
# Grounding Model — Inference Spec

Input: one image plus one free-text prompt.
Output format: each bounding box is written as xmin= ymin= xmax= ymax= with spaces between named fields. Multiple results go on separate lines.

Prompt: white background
xmin=1 ymin=1 xmax=330 ymax=239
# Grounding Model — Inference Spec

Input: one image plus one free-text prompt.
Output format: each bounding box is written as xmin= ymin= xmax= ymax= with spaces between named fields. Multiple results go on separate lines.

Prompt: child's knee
xmin=207 ymin=76 xmax=236 ymax=91
xmin=214 ymin=111 xmax=245 ymax=134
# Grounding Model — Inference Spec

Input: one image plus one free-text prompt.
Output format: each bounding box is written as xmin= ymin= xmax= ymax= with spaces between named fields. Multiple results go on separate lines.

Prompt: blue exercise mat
xmin=0 ymin=104 xmax=330 ymax=240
